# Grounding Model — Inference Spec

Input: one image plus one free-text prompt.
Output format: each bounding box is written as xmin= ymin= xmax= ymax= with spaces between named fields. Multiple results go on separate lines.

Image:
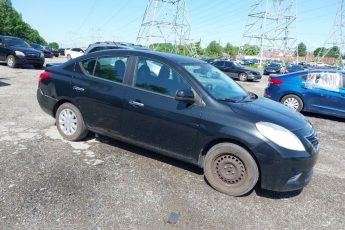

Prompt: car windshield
xmin=4 ymin=37 xmax=30 ymax=48
xmin=183 ymin=63 xmax=248 ymax=101
xmin=233 ymin=62 xmax=242 ymax=67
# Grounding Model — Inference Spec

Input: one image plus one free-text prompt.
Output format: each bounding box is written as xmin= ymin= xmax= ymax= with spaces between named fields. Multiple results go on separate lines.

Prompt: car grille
xmin=26 ymin=52 xmax=40 ymax=58
xmin=306 ymin=130 xmax=319 ymax=150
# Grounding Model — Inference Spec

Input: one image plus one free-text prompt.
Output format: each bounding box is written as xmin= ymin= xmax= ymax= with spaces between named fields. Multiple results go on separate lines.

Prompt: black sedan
xmin=37 ymin=49 xmax=319 ymax=196
xmin=30 ymin=43 xmax=54 ymax=58
xmin=286 ymin=64 xmax=305 ymax=73
xmin=264 ymin=63 xmax=285 ymax=75
xmin=212 ymin=60 xmax=261 ymax=81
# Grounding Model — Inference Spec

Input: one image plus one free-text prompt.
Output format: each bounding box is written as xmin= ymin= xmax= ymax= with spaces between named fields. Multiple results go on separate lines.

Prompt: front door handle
xmin=129 ymin=100 xmax=144 ymax=108
xmin=73 ymin=86 xmax=85 ymax=92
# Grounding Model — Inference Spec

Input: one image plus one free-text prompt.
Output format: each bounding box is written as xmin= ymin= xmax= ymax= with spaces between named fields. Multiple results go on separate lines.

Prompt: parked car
xmin=263 ymin=63 xmax=285 ymax=75
xmin=286 ymin=64 xmax=305 ymax=73
xmin=45 ymin=47 xmax=59 ymax=57
xmin=65 ymin=48 xmax=84 ymax=60
xmin=0 ymin=35 xmax=44 ymax=69
xmin=37 ymin=49 xmax=319 ymax=196
xmin=58 ymin=48 xmax=65 ymax=56
xmin=241 ymin=59 xmax=255 ymax=65
xmin=265 ymin=70 xmax=345 ymax=118
xmin=84 ymin=41 xmax=149 ymax=55
xmin=212 ymin=60 xmax=261 ymax=81
xmin=30 ymin=43 xmax=54 ymax=58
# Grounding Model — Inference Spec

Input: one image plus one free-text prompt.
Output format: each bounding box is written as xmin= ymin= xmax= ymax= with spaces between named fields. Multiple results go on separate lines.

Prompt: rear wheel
xmin=7 ymin=55 xmax=17 ymax=68
xmin=281 ymin=94 xmax=303 ymax=112
xmin=204 ymin=143 xmax=259 ymax=196
xmin=239 ymin=73 xmax=248 ymax=82
xmin=56 ymin=103 xmax=88 ymax=141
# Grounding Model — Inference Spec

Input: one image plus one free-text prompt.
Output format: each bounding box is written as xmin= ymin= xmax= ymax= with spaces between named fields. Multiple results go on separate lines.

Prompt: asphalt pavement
xmin=0 ymin=57 xmax=344 ymax=229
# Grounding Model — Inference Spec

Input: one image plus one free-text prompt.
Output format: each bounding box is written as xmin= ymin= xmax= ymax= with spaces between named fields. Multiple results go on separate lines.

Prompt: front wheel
xmin=204 ymin=143 xmax=259 ymax=196
xmin=34 ymin=64 xmax=43 ymax=69
xmin=7 ymin=55 xmax=17 ymax=68
xmin=281 ymin=94 xmax=303 ymax=112
xmin=239 ymin=73 xmax=248 ymax=82
xmin=56 ymin=103 xmax=88 ymax=141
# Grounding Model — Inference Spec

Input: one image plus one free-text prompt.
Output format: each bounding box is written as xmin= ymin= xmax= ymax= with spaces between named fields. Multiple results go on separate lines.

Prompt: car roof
xmin=80 ymin=49 xmax=203 ymax=65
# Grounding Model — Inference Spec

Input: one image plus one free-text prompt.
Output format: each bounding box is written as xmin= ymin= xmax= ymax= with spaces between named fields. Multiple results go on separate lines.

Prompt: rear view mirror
xmin=175 ymin=89 xmax=195 ymax=103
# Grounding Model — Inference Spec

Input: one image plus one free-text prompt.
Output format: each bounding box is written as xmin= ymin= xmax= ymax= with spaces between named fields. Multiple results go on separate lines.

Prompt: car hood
xmin=228 ymin=97 xmax=308 ymax=131
xmin=9 ymin=46 xmax=41 ymax=53
xmin=238 ymin=67 xmax=260 ymax=74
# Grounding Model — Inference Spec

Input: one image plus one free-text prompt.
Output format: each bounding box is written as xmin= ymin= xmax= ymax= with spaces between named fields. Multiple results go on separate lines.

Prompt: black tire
xmin=280 ymin=94 xmax=303 ymax=112
xmin=56 ymin=103 xmax=88 ymax=141
xmin=34 ymin=64 xmax=43 ymax=69
xmin=204 ymin=143 xmax=259 ymax=196
xmin=67 ymin=54 xmax=71 ymax=60
xmin=239 ymin=73 xmax=248 ymax=82
xmin=6 ymin=55 xmax=17 ymax=68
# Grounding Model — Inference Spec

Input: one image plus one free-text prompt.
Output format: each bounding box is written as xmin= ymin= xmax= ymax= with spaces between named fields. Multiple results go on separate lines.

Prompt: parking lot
xmin=0 ymin=57 xmax=344 ymax=229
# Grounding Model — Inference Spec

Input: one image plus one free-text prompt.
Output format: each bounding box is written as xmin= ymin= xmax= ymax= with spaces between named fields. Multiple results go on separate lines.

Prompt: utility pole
xmin=136 ymin=0 xmax=195 ymax=56
xmin=317 ymin=0 xmax=345 ymax=66
xmin=240 ymin=0 xmax=298 ymax=67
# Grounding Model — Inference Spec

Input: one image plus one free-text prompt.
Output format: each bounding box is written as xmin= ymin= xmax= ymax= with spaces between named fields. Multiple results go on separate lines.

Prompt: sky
xmin=11 ymin=0 xmax=339 ymax=51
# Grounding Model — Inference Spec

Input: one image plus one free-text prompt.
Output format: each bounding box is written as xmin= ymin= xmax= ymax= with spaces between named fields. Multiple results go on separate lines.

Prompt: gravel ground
xmin=0 ymin=57 xmax=344 ymax=229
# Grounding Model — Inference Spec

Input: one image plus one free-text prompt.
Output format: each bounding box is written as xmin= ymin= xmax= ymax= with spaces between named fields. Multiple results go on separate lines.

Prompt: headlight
xmin=40 ymin=52 xmax=44 ymax=58
xmin=15 ymin=51 xmax=25 ymax=57
xmin=256 ymin=122 xmax=305 ymax=151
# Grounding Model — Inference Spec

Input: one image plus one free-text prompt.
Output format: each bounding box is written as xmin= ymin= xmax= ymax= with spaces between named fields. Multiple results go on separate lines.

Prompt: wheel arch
xmin=53 ymin=99 xmax=74 ymax=118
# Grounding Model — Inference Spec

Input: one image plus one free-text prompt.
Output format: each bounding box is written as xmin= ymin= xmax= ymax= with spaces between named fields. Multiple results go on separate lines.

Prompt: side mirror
xmin=175 ymin=89 xmax=195 ymax=103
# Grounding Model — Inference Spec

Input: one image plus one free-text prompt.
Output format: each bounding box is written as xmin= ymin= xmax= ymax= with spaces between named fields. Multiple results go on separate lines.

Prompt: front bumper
xmin=253 ymin=127 xmax=319 ymax=192
xmin=16 ymin=56 xmax=45 ymax=65
xmin=248 ymin=73 xmax=262 ymax=80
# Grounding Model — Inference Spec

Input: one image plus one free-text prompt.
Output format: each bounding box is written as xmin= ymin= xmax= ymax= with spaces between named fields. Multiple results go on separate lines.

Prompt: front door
xmin=121 ymin=57 xmax=203 ymax=159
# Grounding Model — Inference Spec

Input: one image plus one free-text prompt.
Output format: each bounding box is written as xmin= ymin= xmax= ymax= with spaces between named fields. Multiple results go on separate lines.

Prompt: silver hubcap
xmin=8 ymin=57 xmax=14 ymax=66
xmin=283 ymin=97 xmax=299 ymax=111
xmin=59 ymin=109 xmax=77 ymax=136
xmin=240 ymin=74 xmax=246 ymax=81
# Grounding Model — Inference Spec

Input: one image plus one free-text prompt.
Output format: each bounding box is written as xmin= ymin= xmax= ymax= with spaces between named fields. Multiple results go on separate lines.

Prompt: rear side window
xmin=134 ymin=58 xmax=190 ymax=97
xmin=81 ymin=56 xmax=128 ymax=83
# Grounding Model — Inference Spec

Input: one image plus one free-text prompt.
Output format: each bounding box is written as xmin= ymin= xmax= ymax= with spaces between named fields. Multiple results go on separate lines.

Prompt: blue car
xmin=265 ymin=70 xmax=345 ymax=118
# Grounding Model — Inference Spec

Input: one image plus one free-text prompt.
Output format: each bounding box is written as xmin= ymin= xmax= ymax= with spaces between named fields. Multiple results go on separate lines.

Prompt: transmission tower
xmin=240 ymin=0 xmax=298 ymax=66
xmin=136 ymin=0 xmax=195 ymax=56
xmin=317 ymin=0 xmax=345 ymax=65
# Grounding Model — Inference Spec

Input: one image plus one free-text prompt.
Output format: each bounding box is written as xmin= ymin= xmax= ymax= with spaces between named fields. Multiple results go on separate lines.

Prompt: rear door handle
xmin=129 ymin=100 xmax=144 ymax=108
xmin=73 ymin=86 xmax=85 ymax=92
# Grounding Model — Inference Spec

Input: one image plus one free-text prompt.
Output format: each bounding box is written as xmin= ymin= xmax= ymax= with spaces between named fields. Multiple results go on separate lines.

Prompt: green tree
xmin=314 ymin=47 xmax=327 ymax=57
xmin=242 ymin=44 xmax=259 ymax=56
xmin=49 ymin=42 xmax=59 ymax=49
xmin=326 ymin=46 xmax=340 ymax=58
xmin=297 ymin=42 xmax=307 ymax=57
xmin=0 ymin=0 xmax=46 ymax=44
xmin=205 ymin=41 xmax=223 ymax=57
xmin=224 ymin=43 xmax=239 ymax=57
xmin=194 ymin=41 xmax=203 ymax=56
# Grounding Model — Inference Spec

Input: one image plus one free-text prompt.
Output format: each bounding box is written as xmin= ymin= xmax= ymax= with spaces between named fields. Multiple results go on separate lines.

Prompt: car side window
xmin=81 ymin=56 xmax=128 ymax=83
xmin=0 ymin=38 xmax=3 ymax=46
xmin=134 ymin=58 xmax=190 ymax=97
xmin=305 ymin=72 xmax=343 ymax=91
xmin=224 ymin=62 xmax=233 ymax=68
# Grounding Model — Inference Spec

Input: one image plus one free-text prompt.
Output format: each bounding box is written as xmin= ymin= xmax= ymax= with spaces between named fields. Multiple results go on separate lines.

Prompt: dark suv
xmin=0 ymin=35 xmax=45 ymax=69
xmin=84 ymin=41 xmax=148 ymax=54
xmin=37 ymin=49 xmax=319 ymax=196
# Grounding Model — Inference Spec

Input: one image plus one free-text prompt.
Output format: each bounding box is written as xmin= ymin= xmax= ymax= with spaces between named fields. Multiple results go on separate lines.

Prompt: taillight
xmin=39 ymin=72 xmax=52 ymax=82
xmin=269 ymin=77 xmax=283 ymax=85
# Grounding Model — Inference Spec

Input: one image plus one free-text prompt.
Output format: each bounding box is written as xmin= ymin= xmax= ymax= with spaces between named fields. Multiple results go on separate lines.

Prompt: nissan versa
xmin=37 ymin=50 xmax=319 ymax=196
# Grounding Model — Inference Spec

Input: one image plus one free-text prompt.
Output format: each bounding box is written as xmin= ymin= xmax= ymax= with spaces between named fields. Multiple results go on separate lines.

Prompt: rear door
xmin=71 ymin=55 xmax=129 ymax=136
xmin=121 ymin=57 xmax=203 ymax=159
xmin=224 ymin=61 xmax=237 ymax=79
xmin=304 ymin=72 xmax=345 ymax=116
